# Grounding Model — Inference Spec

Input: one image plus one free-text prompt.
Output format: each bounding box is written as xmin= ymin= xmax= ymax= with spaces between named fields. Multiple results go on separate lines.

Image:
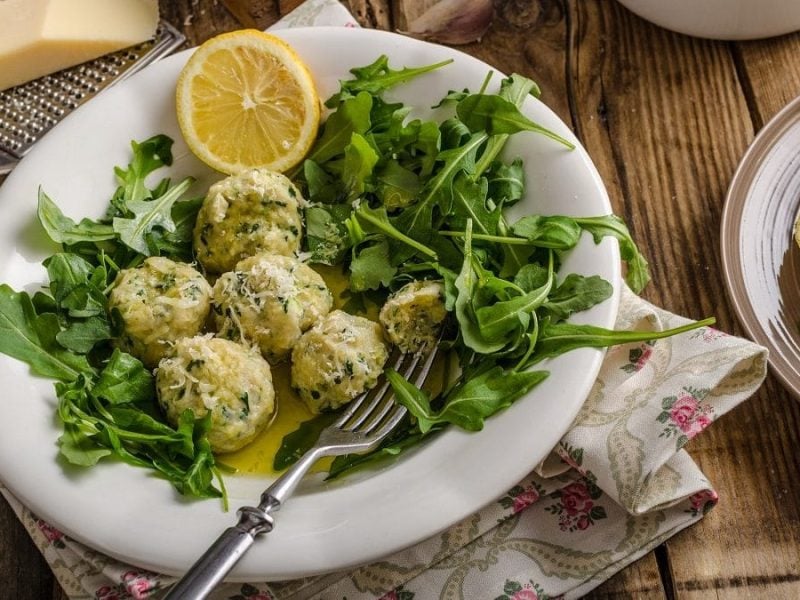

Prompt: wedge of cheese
xmin=0 ymin=0 xmax=159 ymax=91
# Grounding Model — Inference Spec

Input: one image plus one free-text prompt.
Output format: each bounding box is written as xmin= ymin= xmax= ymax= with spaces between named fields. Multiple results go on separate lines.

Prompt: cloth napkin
xmin=0 ymin=1 xmax=768 ymax=599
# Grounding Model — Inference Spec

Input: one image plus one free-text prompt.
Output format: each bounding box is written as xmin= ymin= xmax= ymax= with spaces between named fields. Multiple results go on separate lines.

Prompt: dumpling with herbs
xmin=292 ymin=310 xmax=389 ymax=413
xmin=155 ymin=336 xmax=275 ymax=453
xmin=379 ymin=280 xmax=447 ymax=354
xmin=211 ymin=253 xmax=333 ymax=363
xmin=193 ymin=168 xmax=305 ymax=273
xmin=108 ymin=257 xmax=212 ymax=368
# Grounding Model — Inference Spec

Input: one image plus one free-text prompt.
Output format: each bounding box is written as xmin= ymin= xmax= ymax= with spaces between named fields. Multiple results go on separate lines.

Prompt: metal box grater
xmin=0 ymin=21 xmax=186 ymax=175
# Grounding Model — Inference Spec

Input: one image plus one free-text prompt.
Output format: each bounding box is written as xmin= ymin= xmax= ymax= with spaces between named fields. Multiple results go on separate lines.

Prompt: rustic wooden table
xmin=2 ymin=0 xmax=800 ymax=598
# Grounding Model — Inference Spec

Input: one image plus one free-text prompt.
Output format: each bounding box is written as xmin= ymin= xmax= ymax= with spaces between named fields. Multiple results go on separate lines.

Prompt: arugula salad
xmin=0 ymin=55 xmax=711 ymax=505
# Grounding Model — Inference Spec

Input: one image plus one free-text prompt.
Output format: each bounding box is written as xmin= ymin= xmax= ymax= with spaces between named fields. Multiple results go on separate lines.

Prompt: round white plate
xmin=722 ymin=95 xmax=800 ymax=399
xmin=0 ymin=27 xmax=620 ymax=580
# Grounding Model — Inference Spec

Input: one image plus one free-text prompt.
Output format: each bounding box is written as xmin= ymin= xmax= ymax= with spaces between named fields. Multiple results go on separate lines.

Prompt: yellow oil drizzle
xmin=220 ymin=362 xmax=331 ymax=476
xmin=220 ymin=264 xmax=353 ymax=477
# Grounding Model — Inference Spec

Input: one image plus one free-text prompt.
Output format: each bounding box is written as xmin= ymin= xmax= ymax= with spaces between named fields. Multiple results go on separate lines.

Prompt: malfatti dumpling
xmin=212 ymin=253 xmax=333 ymax=362
xmin=291 ymin=310 xmax=389 ymax=413
xmin=193 ymin=168 xmax=305 ymax=274
xmin=379 ymin=280 xmax=447 ymax=354
xmin=108 ymin=257 xmax=212 ymax=368
xmin=155 ymin=336 xmax=275 ymax=453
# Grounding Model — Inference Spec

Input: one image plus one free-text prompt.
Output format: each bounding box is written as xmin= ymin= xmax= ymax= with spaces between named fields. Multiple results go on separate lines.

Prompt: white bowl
xmin=617 ymin=0 xmax=800 ymax=40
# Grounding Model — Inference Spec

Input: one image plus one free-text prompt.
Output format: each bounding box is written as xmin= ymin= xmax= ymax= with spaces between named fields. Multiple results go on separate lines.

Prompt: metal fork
xmin=163 ymin=345 xmax=439 ymax=600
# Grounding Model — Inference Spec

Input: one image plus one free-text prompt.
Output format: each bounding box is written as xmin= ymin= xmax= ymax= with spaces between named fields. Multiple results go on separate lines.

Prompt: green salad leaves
xmin=0 ymin=135 xmax=225 ymax=503
xmin=276 ymin=55 xmax=711 ymax=477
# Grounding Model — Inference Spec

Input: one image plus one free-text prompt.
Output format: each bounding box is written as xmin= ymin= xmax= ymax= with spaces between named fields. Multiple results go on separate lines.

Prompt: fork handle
xmin=163 ymin=505 xmax=276 ymax=600
xmin=164 ymin=449 xmax=328 ymax=598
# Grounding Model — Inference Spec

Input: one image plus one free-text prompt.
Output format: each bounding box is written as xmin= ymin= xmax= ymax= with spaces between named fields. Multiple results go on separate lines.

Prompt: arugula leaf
xmin=475 ymin=253 xmax=554 ymax=341
xmin=472 ymin=74 xmax=541 ymax=178
xmin=44 ymin=253 xmax=96 ymax=305
xmin=0 ymin=285 xmax=92 ymax=381
xmin=499 ymin=73 xmax=541 ymax=103
xmin=59 ymin=425 xmax=112 ymax=466
xmin=306 ymin=204 xmax=353 ymax=264
xmin=325 ymin=55 xmax=453 ymax=107
xmin=510 ymin=215 xmax=582 ymax=250
xmin=487 ymin=158 xmax=525 ymax=205
xmin=449 ymin=173 xmax=498 ymax=236
xmin=145 ymin=196 xmax=204 ymax=260
xmin=353 ymin=204 xmax=437 ymax=260
xmin=113 ymin=135 xmax=175 ymax=205
xmin=342 ymin=133 xmax=379 ymax=200
xmin=350 ymin=239 xmax=396 ymax=292
xmin=453 ymin=221 xmax=504 ymax=354
xmin=530 ymin=317 xmax=715 ymax=364
xmin=56 ymin=368 xmax=225 ymax=501
xmin=375 ymin=160 xmax=421 ymax=209
xmin=439 ymin=367 xmax=548 ymax=430
xmin=541 ymin=274 xmax=613 ymax=322
xmin=304 ymin=159 xmax=341 ymax=205
xmin=273 ymin=412 xmax=338 ymax=470
xmin=113 ymin=177 xmax=193 ymax=255
xmin=514 ymin=263 xmax=550 ymax=291
xmin=55 ymin=316 xmax=111 ymax=354
xmin=456 ymin=94 xmax=575 ymax=148
xmin=394 ymin=132 xmax=489 ymax=244
xmin=307 ymin=92 xmax=373 ymax=166
xmin=573 ymin=215 xmax=651 ymax=293
xmin=388 ymin=365 xmax=548 ymax=432
xmin=38 ymin=189 xmax=115 ymax=245
xmin=92 ymin=349 xmax=154 ymax=405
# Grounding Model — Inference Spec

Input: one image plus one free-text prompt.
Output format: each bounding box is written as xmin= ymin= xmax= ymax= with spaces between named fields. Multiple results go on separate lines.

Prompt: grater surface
xmin=0 ymin=21 xmax=185 ymax=175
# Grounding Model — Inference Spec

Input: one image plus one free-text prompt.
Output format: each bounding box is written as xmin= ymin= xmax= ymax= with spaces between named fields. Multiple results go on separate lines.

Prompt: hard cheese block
xmin=0 ymin=0 xmax=159 ymax=91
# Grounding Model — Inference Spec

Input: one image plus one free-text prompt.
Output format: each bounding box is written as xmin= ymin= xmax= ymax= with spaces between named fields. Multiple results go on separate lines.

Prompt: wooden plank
xmin=731 ymin=32 xmax=800 ymax=129
xmin=279 ymin=0 xmax=307 ymax=17
xmin=587 ymin=551 xmax=668 ymax=599
xmin=221 ymin=0 xmax=281 ymax=30
xmin=572 ymin=0 xmax=752 ymax=318
xmin=0 ymin=495 xmax=57 ymax=600
xmin=577 ymin=1 xmax=800 ymax=598
xmin=161 ymin=0 xmax=259 ymax=45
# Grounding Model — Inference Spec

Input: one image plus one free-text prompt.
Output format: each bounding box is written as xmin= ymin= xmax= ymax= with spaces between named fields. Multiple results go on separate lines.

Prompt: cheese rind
xmin=0 ymin=0 xmax=159 ymax=91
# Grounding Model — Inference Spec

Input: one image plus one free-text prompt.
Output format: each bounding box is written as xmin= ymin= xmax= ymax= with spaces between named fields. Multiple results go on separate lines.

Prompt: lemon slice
xmin=176 ymin=30 xmax=320 ymax=174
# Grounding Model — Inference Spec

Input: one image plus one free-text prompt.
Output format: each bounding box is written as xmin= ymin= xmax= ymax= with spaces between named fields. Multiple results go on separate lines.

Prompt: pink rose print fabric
xmin=495 ymin=579 xmax=557 ymax=600
xmin=657 ymin=387 xmax=714 ymax=448
xmin=686 ymin=489 xmax=719 ymax=517
xmin=545 ymin=479 xmax=608 ymax=532
xmin=498 ymin=483 xmax=544 ymax=515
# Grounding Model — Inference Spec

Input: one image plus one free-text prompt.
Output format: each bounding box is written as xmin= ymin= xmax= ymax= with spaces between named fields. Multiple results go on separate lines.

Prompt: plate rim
xmin=720 ymin=94 xmax=800 ymax=398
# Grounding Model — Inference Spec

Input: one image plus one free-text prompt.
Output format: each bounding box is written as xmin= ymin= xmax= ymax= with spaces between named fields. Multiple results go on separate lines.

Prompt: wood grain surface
xmin=2 ymin=1 xmax=800 ymax=598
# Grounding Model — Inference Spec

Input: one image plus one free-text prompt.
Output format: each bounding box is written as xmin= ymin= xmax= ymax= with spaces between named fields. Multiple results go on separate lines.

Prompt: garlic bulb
xmin=402 ymin=0 xmax=494 ymax=45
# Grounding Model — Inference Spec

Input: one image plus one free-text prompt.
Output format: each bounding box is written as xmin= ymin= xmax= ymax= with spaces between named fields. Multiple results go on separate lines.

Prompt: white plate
xmin=722 ymin=95 xmax=800 ymax=398
xmin=0 ymin=27 xmax=620 ymax=580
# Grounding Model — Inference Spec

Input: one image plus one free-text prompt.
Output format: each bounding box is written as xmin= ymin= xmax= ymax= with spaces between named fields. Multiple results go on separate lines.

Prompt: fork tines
xmin=336 ymin=346 xmax=439 ymax=437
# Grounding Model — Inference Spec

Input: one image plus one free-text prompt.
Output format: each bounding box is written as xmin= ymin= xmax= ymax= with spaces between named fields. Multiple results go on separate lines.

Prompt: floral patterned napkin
xmin=0 ymin=2 xmax=769 ymax=599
